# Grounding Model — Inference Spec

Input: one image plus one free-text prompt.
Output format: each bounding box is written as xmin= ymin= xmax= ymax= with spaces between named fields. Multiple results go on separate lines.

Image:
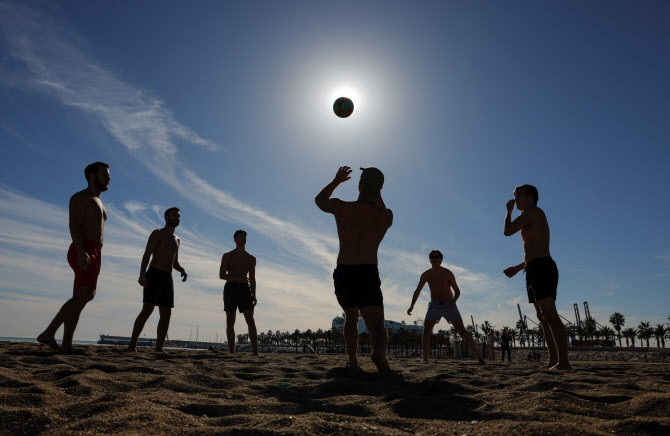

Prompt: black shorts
xmin=525 ymin=257 xmax=558 ymax=303
xmin=143 ymin=267 xmax=174 ymax=308
xmin=223 ymin=282 xmax=254 ymax=313
xmin=333 ymin=264 xmax=383 ymax=309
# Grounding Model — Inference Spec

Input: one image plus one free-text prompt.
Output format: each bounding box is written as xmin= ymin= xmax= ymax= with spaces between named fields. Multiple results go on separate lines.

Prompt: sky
xmin=0 ymin=1 xmax=668 ymax=342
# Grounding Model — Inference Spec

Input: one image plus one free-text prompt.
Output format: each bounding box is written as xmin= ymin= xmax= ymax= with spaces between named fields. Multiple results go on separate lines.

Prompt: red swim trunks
xmin=67 ymin=239 xmax=103 ymax=296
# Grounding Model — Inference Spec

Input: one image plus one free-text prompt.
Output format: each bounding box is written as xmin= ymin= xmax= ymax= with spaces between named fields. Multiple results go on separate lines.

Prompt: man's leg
xmin=533 ymin=302 xmax=557 ymax=367
xmin=38 ymin=287 xmax=95 ymax=351
xmin=155 ymin=306 xmax=171 ymax=352
xmin=242 ymin=310 xmax=258 ymax=355
xmin=422 ymin=320 xmax=438 ymax=362
xmin=359 ymin=305 xmax=390 ymax=372
xmin=343 ymin=307 xmax=360 ymax=367
xmin=452 ymin=319 xmax=485 ymax=363
xmin=536 ymin=298 xmax=571 ymax=369
xmin=127 ymin=303 xmax=155 ymax=351
xmin=226 ymin=311 xmax=236 ymax=353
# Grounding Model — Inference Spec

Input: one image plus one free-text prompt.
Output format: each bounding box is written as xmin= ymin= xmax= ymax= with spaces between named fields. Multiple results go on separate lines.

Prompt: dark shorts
xmin=67 ymin=239 xmax=102 ymax=296
xmin=525 ymin=256 xmax=558 ymax=303
xmin=223 ymin=282 xmax=254 ymax=313
xmin=333 ymin=264 xmax=383 ymax=309
xmin=143 ymin=267 xmax=174 ymax=308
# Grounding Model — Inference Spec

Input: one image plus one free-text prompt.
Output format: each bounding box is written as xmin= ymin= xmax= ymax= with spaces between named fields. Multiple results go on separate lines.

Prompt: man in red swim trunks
xmin=37 ymin=162 xmax=110 ymax=353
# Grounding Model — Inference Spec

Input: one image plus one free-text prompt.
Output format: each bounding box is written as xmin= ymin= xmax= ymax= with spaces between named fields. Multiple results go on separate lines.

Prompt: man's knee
xmin=74 ymin=287 xmax=95 ymax=304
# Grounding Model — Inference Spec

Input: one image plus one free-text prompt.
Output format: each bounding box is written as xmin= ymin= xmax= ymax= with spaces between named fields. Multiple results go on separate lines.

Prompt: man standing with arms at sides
xmin=500 ymin=327 xmax=512 ymax=362
xmin=407 ymin=250 xmax=485 ymax=364
xmin=315 ymin=166 xmax=393 ymax=372
xmin=503 ymin=184 xmax=571 ymax=370
xmin=220 ymin=230 xmax=258 ymax=355
xmin=37 ymin=162 xmax=110 ymax=352
xmin=127 ymin=207 xmax=187 ymax=353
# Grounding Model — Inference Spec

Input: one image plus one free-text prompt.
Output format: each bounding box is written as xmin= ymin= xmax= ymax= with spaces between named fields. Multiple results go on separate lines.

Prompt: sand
xmin=1 ymin=342 xmax=669 ymax=435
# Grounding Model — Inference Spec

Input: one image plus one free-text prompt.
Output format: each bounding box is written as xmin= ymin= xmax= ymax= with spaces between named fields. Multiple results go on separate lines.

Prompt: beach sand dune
xmin=1 ymin=342 xmax=668 ymax=435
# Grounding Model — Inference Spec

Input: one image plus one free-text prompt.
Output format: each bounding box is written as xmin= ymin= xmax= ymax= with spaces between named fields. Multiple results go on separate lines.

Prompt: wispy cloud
xmin=0 ymin=3 xmax=523 ymax=339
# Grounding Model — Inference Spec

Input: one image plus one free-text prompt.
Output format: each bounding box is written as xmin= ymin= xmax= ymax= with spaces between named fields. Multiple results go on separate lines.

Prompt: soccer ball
xmin=333 ymin=97 xmax=354 ymax=118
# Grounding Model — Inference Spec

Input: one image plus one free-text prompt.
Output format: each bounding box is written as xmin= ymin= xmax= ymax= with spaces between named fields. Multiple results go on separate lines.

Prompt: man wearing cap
xmin=315 ymin=166 xmax=393 ymax=372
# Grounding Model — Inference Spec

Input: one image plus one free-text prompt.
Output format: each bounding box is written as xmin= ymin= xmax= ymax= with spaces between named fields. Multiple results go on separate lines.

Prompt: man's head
xmin=429 ymin=249 xmax=443 ymax=266
xmin=513 ymin=184 xmax=538 ymax=211
xmin=164 ymin=207 xmax=180 ymax=227
xmin=358 ymin=167 xmax=384 ymax=204
xmin=84 ymin=162 xmax=110 ymax=192
xmin=234 ymin=229 xmax=247 ymax=246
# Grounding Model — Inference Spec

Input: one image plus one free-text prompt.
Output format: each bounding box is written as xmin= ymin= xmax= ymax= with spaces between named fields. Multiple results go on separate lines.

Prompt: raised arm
xmin=504 ymin=202 xmax=533 ymax=236
xmin=173 ymin=239 xmax=187 ymax=282
xmin=407 ymin=273 xmax=427 ymax=315
xmin=315 ymin=166 xmax=351 ymax=213
xmin=249 ymin=256 xmax=257 ymax=306
xmin=138 ymin=230 xmax=159 ymax=287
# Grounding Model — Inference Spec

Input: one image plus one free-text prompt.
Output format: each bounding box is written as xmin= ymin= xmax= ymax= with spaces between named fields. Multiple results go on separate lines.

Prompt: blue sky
xmin=1 ymin=1 xmax=668 ymax=342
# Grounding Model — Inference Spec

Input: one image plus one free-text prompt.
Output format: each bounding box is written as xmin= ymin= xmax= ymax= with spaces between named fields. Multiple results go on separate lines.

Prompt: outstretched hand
xmin=334 ymin=166 xmax=352 ymax=184
xmin=503 ymin=266 xmax=520 ymax=278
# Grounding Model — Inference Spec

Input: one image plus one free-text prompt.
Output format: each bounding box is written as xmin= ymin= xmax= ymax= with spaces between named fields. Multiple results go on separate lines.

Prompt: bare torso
xmin=149 ymin=229 xmax=180 ymax=272
xmin=221 ymin=249 xmax=255 ymax=283
xmin=423 ymin=266 xmax=454 ymax=302
xmin=70 ymin=189 xmax=107 ymax=244
xmin=521 ymin=207 xmax=551 ymax=263
xmin=333 ymin=200 xmax=393 ymax=265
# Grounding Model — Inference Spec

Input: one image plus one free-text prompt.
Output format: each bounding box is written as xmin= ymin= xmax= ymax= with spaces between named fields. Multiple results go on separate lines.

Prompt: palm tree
xmin=516 ymin=319 xmax=527 ymax=347
xmin=653 ymin=324 xmax=667 ymax=348
xmin=480 ymin=321 xmax=493 ymax=335
xmin=622 ymin=327 xmax=637 ymax=347
xmin=637 ymin=322 xmax=653 ymax=348
xmin=609 ymin=313 xmax=625 ymax=347
xmin=600 ymin=326 xmax=615 ymax=345
xmin=508 ymin=329 xmax=517 ymax=346
xmin=583 ymin=316 xmax=597 ymax=341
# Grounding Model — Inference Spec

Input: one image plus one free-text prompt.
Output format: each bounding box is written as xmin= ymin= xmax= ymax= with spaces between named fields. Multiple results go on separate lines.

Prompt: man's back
xmin=333 ymin=200 xmax=392 ymax=265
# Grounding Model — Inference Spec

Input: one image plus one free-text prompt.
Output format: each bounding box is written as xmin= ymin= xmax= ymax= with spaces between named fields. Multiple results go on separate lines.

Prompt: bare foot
xmin=541 ymin=361 xmax=558 ymax=369
xmin=371 ymin=352 xmax=391 ymax=373
xmin=549 ymin=362 xmax=572 ymax=370
xmin=125 ymin=346 xmax=138 ymax=353
xmin=154 ymin=349 xmax=167 ymax=354
xmin=37 ymin=333 xmax=60 ymax=351
xmin=422 ymin=359 xmax=429 ymax=364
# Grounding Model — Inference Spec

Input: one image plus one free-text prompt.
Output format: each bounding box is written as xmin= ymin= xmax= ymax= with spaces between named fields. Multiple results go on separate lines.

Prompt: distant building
xmin=332 ymin=314 xmax=423 ymax=334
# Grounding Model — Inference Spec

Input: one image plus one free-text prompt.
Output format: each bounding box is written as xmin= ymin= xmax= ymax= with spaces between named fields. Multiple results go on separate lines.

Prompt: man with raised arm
xmin=315 ymin=166 xmax=393 ymax=372
xmin=407 ymin=250 xmax=485 ymax=364
xmin=127 ymin=207 xmax=187 ymax=353
xmin=503 ymin=184 xmax=571 ymax=370
xmin=37 ymin=162 xmax=110 ymax=353
xmin=220 ymin=230 xmax=258 ymax=355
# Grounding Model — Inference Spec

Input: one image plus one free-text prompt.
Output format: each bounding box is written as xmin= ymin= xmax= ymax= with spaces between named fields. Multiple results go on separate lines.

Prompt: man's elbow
xmin=503 ymin=228 xmax=513 ymax=237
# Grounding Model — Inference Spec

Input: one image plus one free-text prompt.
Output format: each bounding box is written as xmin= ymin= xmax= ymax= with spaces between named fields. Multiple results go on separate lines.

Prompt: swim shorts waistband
xmin=335 ymin=264 xmax=378 ymax=269
xmin=526 ymin=256 xmax=552 ymax=267
xmin=82 ymin=238 xmax=103 ymax=250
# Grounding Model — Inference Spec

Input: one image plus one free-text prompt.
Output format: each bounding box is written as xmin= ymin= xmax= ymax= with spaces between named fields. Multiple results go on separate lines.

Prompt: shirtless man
xmin=407 ymin=250 xmax=485 ymax=363
xmin=220 ymin=230 xmax=258 ymax=355
xmin=127 ymin=207 xmax=187 ymax=352
xmin=503 ymin=184 xmax=571 ymax=370
xmin=315 ymin=166 xmax=393 ymax=372
xmin=37 ymin=162 xmax=110 ymax=352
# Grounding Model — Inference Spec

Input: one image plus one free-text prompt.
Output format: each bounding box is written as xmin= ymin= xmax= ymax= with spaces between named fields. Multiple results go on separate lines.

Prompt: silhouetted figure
xmin=500 ymin=328 xmax=512 ymax=361
xmin=315 ymin=166 xmax=393 ymax=372
xmin=127 ymin=207 xmax=187 ymax=353
xmin=407 ymin=250 xmax=485 ymax=364
xmin=503 ymin=185 xmax=571 ymax=370
xmin=37 ymin=162 xmax=110 ymax=353
xmin=220 ymin=230 xmax=258 ymax=355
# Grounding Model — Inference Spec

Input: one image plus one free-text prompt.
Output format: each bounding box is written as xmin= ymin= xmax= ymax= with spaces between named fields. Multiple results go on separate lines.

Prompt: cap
xmin=359 ymin=167 xmax=384 ymax=203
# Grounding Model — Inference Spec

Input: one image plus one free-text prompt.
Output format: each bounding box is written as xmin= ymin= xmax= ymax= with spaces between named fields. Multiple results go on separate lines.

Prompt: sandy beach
xmin=1 ymin=342 xmax=669 ymax=435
